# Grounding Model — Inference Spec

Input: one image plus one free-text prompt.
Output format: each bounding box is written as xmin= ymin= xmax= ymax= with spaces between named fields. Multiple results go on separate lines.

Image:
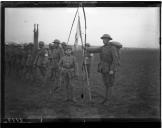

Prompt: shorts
xmin=61 ymin=68 xmax=75 ymax=79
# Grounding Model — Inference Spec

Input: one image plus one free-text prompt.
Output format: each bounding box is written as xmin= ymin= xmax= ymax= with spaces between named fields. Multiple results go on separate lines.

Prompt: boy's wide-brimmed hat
xmin=62 ymin=42 xmax=67 ymax=46
xmin=52 ymin=39 xmax=60 ymax=44
xmin=65 ymin=45 xmax=72 ymax=50
xmin=100 ymin=34 xmax=113 ymax=40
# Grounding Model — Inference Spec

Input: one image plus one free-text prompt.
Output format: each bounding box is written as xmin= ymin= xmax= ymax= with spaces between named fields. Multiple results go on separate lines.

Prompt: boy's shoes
xmin=65 ymin=98 xmax=77 ymax=103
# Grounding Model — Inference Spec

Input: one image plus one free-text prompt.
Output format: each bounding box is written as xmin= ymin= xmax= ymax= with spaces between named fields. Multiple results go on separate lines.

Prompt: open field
xmin=4 ymin=48 xmax=160 ymax=119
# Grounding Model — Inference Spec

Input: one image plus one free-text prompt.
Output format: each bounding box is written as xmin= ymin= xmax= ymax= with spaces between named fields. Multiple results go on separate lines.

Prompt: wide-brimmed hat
xmin=65 ymin=45 xmax=72 ymax=50
xmin=62 ymin=42 xmax=67 ymax=46
xmin=39 ymin=41 xmax=45 ymax=46
xmin=52 ymin=39 xmax=60 ymax=44
xmin=100 ymin=34 xmax=112 ymax=40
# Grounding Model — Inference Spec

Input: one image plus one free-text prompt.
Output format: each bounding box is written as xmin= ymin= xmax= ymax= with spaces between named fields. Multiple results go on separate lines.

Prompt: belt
xmin=62 ymin=66 xmax=74 ymax=69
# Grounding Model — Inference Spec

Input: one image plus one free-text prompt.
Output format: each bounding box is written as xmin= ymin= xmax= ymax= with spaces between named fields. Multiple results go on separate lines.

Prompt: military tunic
xmin=82 ymin=50 xmax=92 ymax=78
xmin=44 ymin=47 xmax=63 ymax=83
xmin=87 ymin=43 xmax=119 ymax=87
xmin=34 ymin=48 xmax=47 ymax=79
xmin=59 ymin=54 xmax=78 ymax=101
xmin=59 ymin=55 xmax=77 ymax=79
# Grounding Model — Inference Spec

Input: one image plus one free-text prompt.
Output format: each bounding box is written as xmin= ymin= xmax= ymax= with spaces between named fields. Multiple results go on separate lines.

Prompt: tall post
xmin=33 ymin=24 xmax=39 ymax=51
xmin=34 ymin=24 xmax=36 ymax=50
xmin=36 ymin=24 xmax=39 ymax=49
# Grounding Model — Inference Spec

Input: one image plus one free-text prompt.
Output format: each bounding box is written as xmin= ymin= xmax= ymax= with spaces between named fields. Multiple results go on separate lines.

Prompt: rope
xmin=67 ymin=8 xmax=79 ymax=44
xmin=82 ymin=6 xmax=92 ymax=101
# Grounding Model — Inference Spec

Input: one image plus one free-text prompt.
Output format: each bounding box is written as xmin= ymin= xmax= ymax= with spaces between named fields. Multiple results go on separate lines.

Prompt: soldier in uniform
xmin=59 ymin=45 xmax=79 ymax=102
xmin=61 ymin=42 xmax=67 ymax=53
xmin=86 ymin=34 xmax=120 ymax=104
xmin=46 ymin=43 xmax=54 ymax=81
xmin=82 ymin=43 xmax=93 ymax=79
xmin=24 ymin=43 xmax=35 ymax=81
xmin=33 ymin=41 xmax=47 ymax=84
xmin=44 ymin=39 xmax=63 ymax=90
xmin=5 ymin=44 xmax=10 ymax=75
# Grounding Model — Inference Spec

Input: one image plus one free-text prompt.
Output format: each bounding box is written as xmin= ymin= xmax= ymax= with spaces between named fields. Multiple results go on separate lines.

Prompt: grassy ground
xmin=4 ymin=48 xmax=160 ymax=119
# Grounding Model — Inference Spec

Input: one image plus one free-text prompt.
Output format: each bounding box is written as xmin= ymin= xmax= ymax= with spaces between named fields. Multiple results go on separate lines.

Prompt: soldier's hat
xmin=39 ymin=41 xmax=45 ymax=46
xmin=101 ymin=34 xmax=113 ymax=40
xmin=52 ymin=39 xmax=60 ymax=44
xmin=28 ymin=43 xmax=34 ymax=47
xmin=49 ymin=43 xmax=53 ymax=47
xmin=62 ymin=42 xmax=67 ymax=46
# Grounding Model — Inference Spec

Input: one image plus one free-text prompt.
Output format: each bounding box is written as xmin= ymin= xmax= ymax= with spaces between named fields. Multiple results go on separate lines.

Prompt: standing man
xmin=33 ymin=41 xmax=47 ymax=84
xmin=82 ymin=43 xmax=93 ymax=79
xmin=87 ymin=34 xmax=121 ymax=104
xmin=61 ymin=42 xmax=67 ymax=53
xmin=44 ymin=39 xmax=63 ymax=92
xmin=23 ymin=43 xmax=35 ymax=81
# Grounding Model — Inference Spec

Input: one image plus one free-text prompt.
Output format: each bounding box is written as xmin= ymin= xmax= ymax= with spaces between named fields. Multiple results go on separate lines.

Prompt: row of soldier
xmin=5 ymin=34 xmax=122 ymax=104
xmin=5 ymin=39 xmax=90 ymax=102
xmin=5 ymin=39 xmax=69 ymax=82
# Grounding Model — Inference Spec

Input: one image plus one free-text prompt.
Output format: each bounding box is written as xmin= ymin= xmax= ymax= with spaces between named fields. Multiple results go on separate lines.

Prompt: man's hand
xmin=74 ymin=72 xmax=79 ymax=80
xmin=109 ymin=70 xmax=114 ymax=75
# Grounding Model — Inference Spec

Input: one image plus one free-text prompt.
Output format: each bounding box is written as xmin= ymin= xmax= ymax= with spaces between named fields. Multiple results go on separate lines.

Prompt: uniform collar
xmin=104 ymin=42 xmax=111 ymax=47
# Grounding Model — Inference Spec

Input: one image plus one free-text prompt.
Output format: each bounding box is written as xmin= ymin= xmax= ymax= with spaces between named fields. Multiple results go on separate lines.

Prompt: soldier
xmin=45 ymin=43 xmax=55 ymax=81
xmin=82 ymin=43 xmax=93 ymax=79
xmin=59 ymin=45 xmax=79 ymax=102
xmin=44 ymin=39 xmax=63 ymax=90
xmin=17 ymin=45 xmax=23 ymax=79
xmin=61 ymin=42 xmax=67 ymax=53
xmin=24 ymin=43 xmax=35 ymax=81
xmin=86 ymin=34 xmax=121 ymax=104
xmin=5 ymin=44 xmax=10 ymax=75
xmin=33 ymin=41 xmax=47 ymax=84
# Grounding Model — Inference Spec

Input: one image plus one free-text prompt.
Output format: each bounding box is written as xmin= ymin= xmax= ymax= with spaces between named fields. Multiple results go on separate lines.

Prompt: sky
xmin=5 ymin=7 xmax=160 ymax=48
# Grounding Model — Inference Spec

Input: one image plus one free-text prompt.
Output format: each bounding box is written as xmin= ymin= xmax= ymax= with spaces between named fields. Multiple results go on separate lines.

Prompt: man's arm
xmin=86 ymin=46 xmax=102 ymax=53
xmin=110 ymin=46 xmax=119 ymax=72
xmin=59 ymin=48 xmax=64 ymax=59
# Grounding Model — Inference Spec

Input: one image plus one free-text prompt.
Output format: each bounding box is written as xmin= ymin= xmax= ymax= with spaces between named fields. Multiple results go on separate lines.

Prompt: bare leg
xmin=69 ymin=79 xmax=76 ymax=102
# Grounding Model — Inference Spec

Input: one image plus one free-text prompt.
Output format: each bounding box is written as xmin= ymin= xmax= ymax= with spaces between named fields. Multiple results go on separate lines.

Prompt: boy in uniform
xmin=59 ymin=45 xmax=78 ymax=102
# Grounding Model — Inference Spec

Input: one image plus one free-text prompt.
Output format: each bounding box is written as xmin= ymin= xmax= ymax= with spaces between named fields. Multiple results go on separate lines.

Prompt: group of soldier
xmin=5 ymin=34 xmax=122 ymax=104
xmin=5 ymin=39 xmax=81 ymax=102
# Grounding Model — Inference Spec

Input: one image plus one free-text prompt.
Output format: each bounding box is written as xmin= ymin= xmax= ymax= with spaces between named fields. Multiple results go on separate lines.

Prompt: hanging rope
xmin=66 ymin=3 xmax=92 ymax=101
xmin=82 ymin=6 xmax=92 ymax=101
xmin=67 ymin=8 xmax=79 ymax=44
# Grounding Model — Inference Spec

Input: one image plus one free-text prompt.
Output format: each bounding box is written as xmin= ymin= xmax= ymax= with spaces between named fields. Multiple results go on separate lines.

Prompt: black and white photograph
xmin=2 ymin=1 xmax=161 ymax=124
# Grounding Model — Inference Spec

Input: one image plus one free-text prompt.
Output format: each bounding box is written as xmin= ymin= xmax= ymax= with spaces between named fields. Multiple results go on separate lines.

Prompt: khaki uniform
xmin=59 ymin=54 xmax=78 ymax=101
xmin=34 ymin=48 xmax=47 ymax=80
xmin=82 ymin=50 xmax=92 ymax=78
xmin=24 ymin=50 xmax=35 ymax=81
xmin=59 ymin=55 xmax=77 ymax=79
xmin=87 ymin=43 xmax=119 ymax=87
xmin=44 ymin=47 xmax=63 ymax=84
